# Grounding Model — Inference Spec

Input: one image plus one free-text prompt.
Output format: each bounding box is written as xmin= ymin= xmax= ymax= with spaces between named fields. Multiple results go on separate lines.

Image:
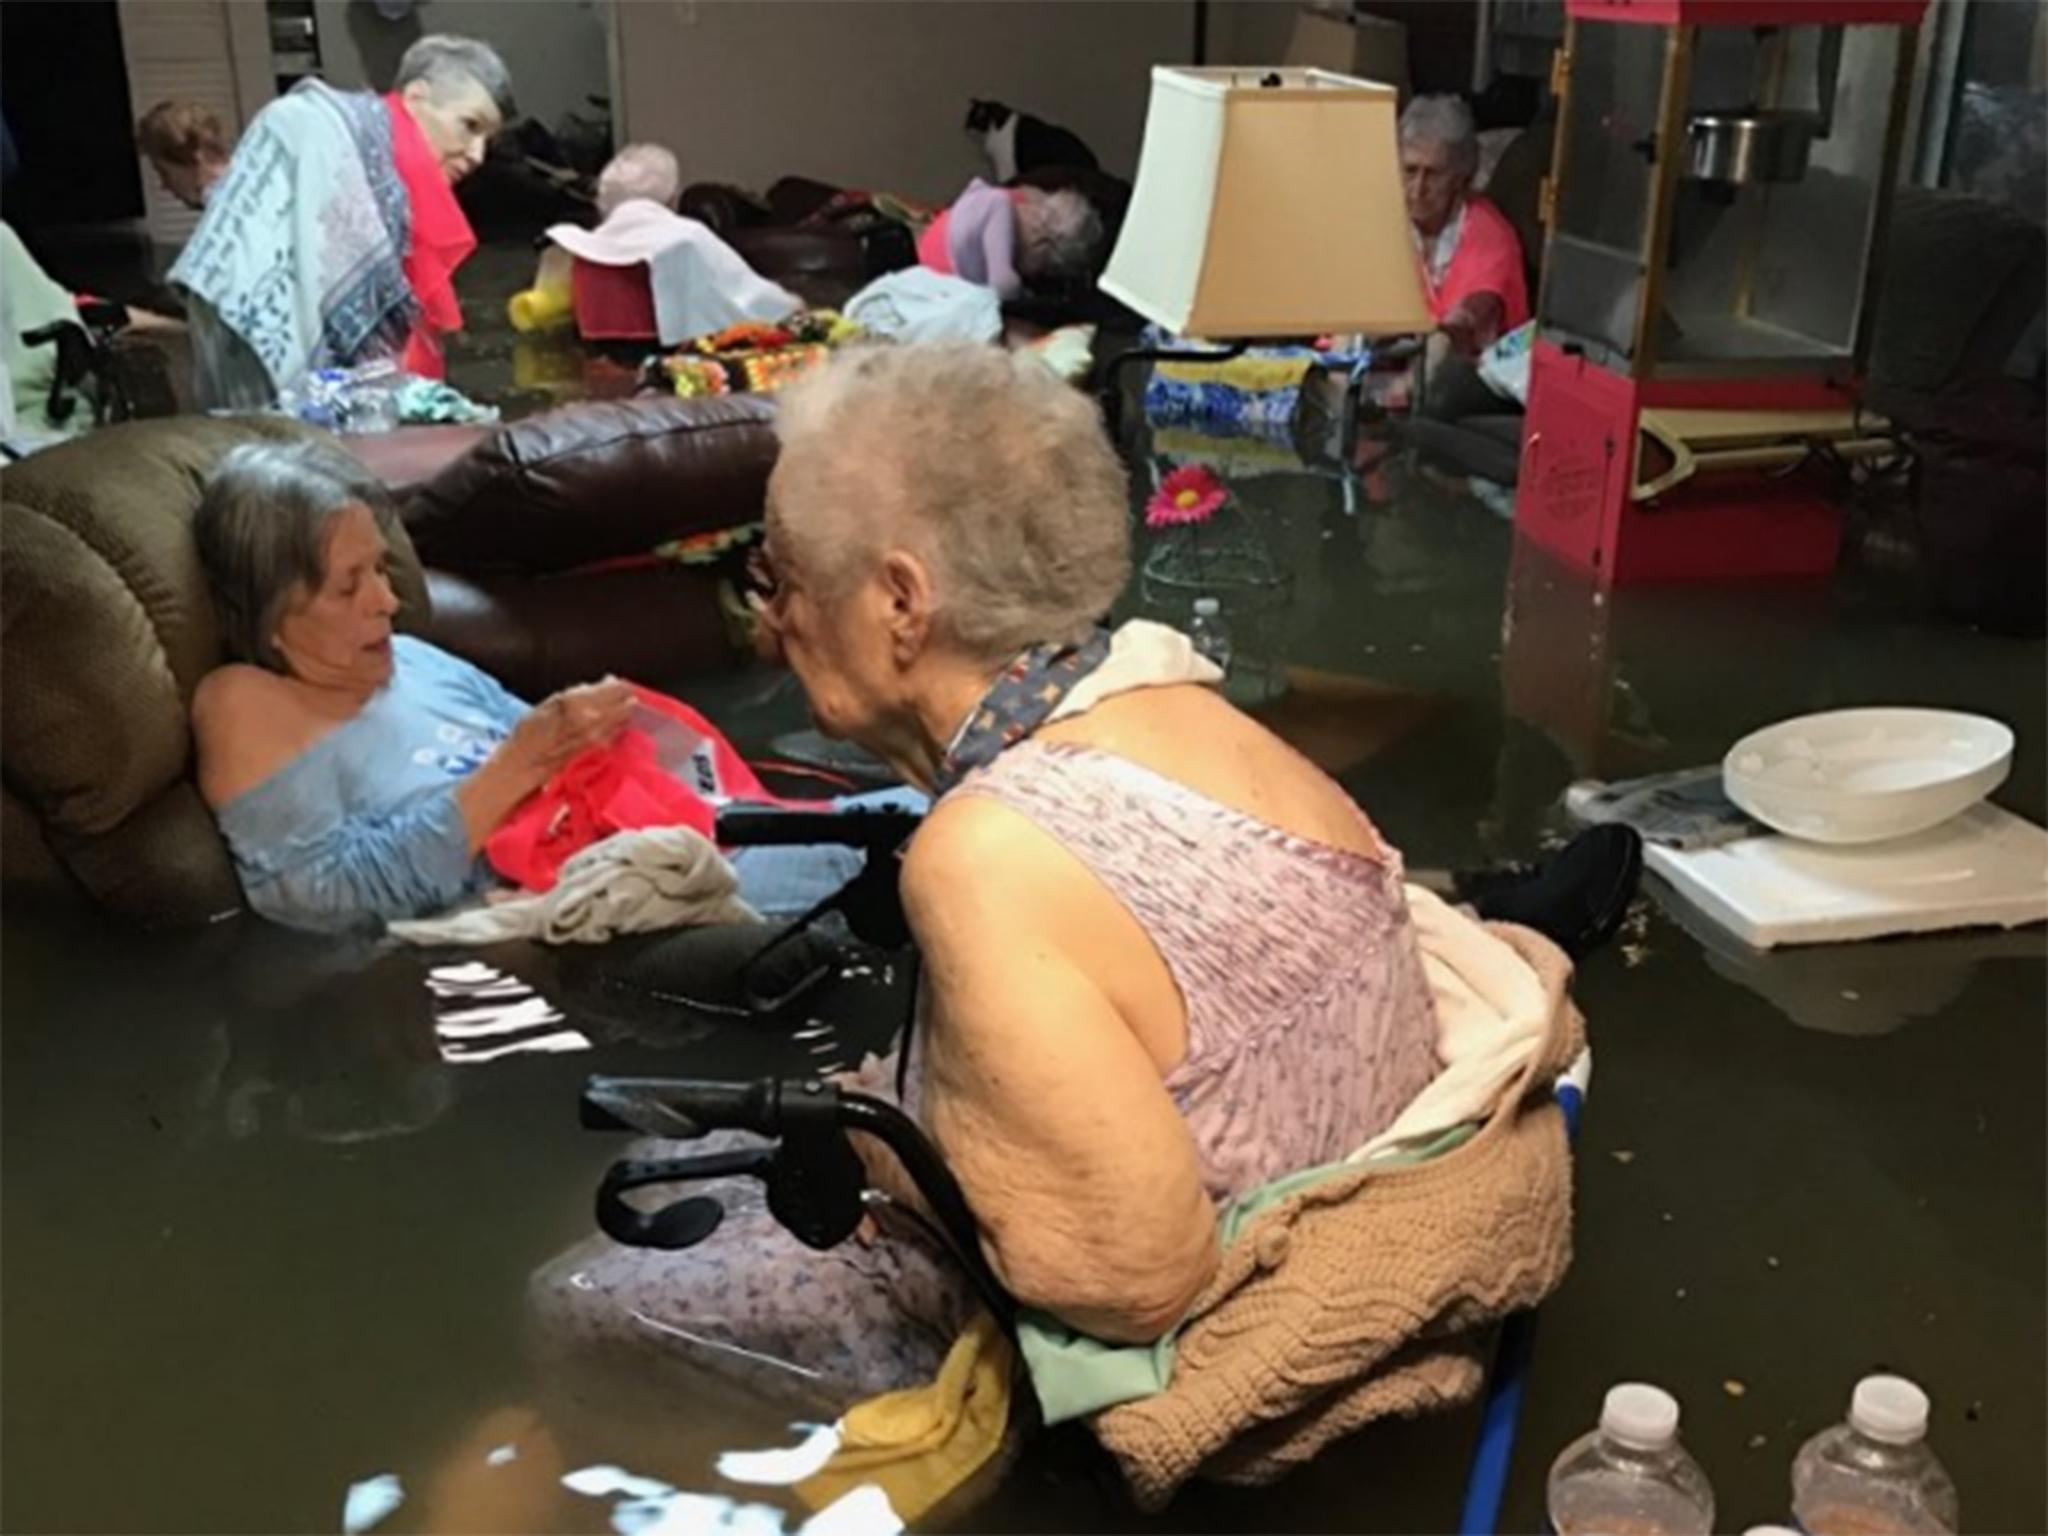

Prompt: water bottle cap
xmin=1850 ymin=1375 xmax=1929 ymax=1444
xmin=1193 ymin=597 xmax=1220 ymax=617
xmin=1600 ymin=1383 xmax=1680 ymax=1449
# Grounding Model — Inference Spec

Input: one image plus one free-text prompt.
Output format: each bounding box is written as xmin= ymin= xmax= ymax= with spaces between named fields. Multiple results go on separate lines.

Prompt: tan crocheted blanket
xmin=1091 ymin=922 xmax=1585 ymax=1510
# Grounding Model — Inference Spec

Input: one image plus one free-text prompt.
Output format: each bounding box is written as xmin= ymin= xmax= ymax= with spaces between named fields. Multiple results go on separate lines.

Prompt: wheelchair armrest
xmin=716 ymin=805 xmax=921 ymax=853
xmin=1368 ymin=334 xmax=1427 ymax=366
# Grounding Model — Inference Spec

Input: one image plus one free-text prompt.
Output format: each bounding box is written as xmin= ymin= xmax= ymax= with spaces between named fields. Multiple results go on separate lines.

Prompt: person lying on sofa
xmin=189 ymin=439 xmax=911 ymax=937
xmin=916 ymin=179 xmax=1102 ymax=300
xmin=172 ymin=34 xmax=509 ymax=408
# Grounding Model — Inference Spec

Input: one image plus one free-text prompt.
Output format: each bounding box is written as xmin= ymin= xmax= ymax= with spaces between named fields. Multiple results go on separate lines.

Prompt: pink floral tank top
xmin=955 ymin=740 xmax=1441 ymax=1202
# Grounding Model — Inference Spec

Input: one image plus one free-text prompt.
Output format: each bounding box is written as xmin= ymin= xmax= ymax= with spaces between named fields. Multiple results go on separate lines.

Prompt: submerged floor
xmin=4 ymin=334 xmax=2044 ymax=1533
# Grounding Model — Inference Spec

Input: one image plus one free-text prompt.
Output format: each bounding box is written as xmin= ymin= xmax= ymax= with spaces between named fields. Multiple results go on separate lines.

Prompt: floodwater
xmin=5 ymin=377 xmax=2044 ymax=1533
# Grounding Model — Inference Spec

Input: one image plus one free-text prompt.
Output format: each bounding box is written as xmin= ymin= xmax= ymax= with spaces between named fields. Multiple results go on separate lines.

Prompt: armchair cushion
xmin=403 ymin=394 xmax=779 ymax=577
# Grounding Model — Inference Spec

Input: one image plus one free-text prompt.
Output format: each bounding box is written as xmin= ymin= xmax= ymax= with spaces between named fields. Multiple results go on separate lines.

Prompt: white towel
xmin=389 ymin=825 xmax=758 ymax=947
xmin=1048 ymin=619 xmax=1223 ymax=721
xmin=1350 ymin=886 xmax=1553 ymax=1161
xmin=547 ymin=200 xmax=800 ymax=345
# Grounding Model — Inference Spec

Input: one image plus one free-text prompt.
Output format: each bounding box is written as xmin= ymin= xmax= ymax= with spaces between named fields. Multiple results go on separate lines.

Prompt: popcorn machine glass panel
xmin=1544 ymin=19 xmax=1668 ymax=368
xmin=1659 ymin=23 xmax=1905 ymax=373
xmin=1542 ymin=18 xmax=1911 ymax=380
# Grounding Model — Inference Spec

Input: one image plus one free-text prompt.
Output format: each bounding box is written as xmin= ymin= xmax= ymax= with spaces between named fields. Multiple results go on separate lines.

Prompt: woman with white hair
xmin=594 ymin=142 xmax=682 ymax=216
xmin=527 ymin=342 xmax=1444 ymax=1415
xmin=171 ymin=34 xmax=514 ymax=406
xmin=532 ymin=139 xmax=801 ymax=343
xmin=1399 ymin=93 xmax=1529 ymax=358
xmin=916 ymin=180 xmax=1103 ymax=299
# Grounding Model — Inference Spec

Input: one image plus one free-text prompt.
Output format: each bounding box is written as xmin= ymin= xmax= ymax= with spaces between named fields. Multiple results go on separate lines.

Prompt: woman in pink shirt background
xmin=1399 ymin=94 xmax=1531 ymax=419
xmin=1400 ymin=94 xmax=1529 ymax=352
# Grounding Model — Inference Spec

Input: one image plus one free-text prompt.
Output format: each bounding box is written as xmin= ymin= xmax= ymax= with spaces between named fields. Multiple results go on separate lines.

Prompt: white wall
xmin=311 ymin=0 xmax=612 ymax=133
xmin=616 ymin=0 xmax=1197 ymax=203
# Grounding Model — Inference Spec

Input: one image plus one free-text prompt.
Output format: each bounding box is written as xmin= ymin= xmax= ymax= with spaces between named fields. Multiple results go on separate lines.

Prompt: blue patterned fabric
xmin=1140 ymin=329 xmax=1374 ymax=439
xmin=932 ymin=627 xmax=1114 ymax=797
xmin=171 ymin=80 xmax=416 ymax=400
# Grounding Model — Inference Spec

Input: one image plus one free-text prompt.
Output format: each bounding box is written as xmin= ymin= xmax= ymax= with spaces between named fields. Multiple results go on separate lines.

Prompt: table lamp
xmin=1101 ymin=65 xmax=1431 ymax=339
xmin=1094 ymin=66 xmax=1431 ymax=438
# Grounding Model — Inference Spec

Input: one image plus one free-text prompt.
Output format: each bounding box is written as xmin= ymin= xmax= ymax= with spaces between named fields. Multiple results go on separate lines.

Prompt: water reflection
xmin=1661 ymin=895 xmax=2048 ymax=1037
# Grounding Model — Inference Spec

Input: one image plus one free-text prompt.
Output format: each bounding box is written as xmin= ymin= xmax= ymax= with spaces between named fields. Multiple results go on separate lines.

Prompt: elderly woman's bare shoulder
xmin=191 ymin=664 xmax=328 ymax=807
xmin=900 ymin=792 xmax=1077 ymax=928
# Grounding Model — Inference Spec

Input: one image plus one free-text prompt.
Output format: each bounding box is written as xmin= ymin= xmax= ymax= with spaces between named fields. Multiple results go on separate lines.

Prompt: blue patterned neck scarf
xmin=932 ymin=628 xmax=1114 ymax=797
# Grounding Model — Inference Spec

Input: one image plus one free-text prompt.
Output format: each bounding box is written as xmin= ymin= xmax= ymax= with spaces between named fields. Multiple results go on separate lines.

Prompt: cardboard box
xmin=1285 ymin=5 xmax=1409 ymax=97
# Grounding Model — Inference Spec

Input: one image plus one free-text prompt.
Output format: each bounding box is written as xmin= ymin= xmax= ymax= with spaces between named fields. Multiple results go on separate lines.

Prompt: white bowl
xmin=1723 ymin=708 xmax=2014 ymax=845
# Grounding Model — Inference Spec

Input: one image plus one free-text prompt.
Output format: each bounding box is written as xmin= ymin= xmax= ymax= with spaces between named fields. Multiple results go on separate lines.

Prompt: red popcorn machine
xmin=1515 ymin=0 xmax=1926 ymax=584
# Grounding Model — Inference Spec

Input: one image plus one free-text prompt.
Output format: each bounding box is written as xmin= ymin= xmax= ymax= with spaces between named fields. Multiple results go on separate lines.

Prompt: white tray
xmin=1646 ymin=801 xmax=2048 ymax=949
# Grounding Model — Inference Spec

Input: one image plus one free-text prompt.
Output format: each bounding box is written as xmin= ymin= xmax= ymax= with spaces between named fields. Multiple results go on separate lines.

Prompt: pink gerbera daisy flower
xmin=1146 ymin=465 xmax=1228 ymax=529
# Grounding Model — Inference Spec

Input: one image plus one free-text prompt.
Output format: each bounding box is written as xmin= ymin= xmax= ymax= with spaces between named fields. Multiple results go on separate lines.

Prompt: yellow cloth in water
xmin=795 ymin=1311 xmax=1014 ymax=1524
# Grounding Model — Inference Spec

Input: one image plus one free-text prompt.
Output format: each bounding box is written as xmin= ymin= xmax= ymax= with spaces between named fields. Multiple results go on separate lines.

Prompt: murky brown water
xmin=5 ymin=261 xmax=2043 ymax=1532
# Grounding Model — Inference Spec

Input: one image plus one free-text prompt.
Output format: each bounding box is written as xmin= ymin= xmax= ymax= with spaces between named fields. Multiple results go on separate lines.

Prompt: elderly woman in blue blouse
xmin=191 ymin=440 xmax=891 ymax=936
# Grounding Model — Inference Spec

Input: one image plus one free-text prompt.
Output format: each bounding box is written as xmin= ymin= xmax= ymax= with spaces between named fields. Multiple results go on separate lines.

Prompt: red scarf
xmin=382 ymin=93 xmax=477 ymax=378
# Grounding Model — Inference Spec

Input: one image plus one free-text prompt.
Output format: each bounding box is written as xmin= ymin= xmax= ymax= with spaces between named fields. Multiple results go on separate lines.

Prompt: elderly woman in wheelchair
xmin=534 ymin=344 xmax=1592 ymax=1516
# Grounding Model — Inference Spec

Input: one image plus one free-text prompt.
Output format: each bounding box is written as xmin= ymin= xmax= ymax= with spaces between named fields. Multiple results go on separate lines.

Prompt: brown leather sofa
xmin=394 ymin=394 xmax=775 ymax=699
xmin=1 ymin=395 xmax=777 ymax=926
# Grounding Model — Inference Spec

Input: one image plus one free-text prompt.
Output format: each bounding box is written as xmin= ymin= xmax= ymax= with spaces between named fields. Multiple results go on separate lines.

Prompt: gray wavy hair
xmin=1398 ymin=94 xmax=1480 ymax=179
xmin=1015 ymin=188 xmax=1105 ymax=280
xmin=395 ymin=34 xmax=515 ymax=120
xmin=770 ymin=344 xmax=1130 ymax=663
xmin=193 ymin=440 xmax=404 ymax=673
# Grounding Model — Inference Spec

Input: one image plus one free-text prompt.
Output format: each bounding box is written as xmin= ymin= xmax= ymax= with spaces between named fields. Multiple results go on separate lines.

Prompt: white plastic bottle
xmin=1188 ymin=597 xmax=1233 ymax=674
xmin=1547 ymin=1383 xmax=1716 ymax=1535
xmin=1791 ymin=1376 xmax=1959 ymax=1535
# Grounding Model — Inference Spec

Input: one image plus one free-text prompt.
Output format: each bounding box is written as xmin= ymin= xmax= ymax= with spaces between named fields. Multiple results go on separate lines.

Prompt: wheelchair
xmin=19 ymin=297 xmax=137 ymax=433
xmin=574 ymin=800 xmax=1588 ymax=1533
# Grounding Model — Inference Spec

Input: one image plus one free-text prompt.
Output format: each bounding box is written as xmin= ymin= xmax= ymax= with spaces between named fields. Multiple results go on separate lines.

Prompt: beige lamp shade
xmin=1100 ymin=67 xmax=1432 ymax=339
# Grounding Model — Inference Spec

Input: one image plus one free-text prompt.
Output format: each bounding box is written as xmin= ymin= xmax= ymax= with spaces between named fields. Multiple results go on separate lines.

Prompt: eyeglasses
xmin=745 ymin=543 xmax=790 ymax=608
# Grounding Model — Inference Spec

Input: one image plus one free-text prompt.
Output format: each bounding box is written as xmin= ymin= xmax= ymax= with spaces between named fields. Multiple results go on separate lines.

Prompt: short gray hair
xmin=395 ymin=34 xmax=515 ymax=120
xmin=597 ymin=142 xmax=681 ymax=215
xmin=1399 ymin=94 xmax=1480 ymax=179
xmin=770 ymin=344 xmax=1130 ymax=663
xmin=194 ymin=440 xmax=403 ymax=673
xmin=1015 ymin=187 xmax=1105 ymax=280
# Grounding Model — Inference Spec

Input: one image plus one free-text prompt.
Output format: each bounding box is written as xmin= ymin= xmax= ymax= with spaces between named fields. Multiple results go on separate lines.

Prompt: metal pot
xmin=1684 ymin=112 xmax=1816 ymax=184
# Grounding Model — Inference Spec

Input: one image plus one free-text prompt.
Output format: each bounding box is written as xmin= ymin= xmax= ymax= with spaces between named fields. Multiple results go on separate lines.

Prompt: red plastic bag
xmin=485 ymin=686 xmax=821 ymax=893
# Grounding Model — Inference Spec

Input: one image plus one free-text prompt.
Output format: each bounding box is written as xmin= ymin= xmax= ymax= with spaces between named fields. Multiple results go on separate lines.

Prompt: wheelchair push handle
xmin=580 ymin=1074 xmax=847 ymax=1138
xmin=580 ymin=1072 xmax=1016 ymax=1326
